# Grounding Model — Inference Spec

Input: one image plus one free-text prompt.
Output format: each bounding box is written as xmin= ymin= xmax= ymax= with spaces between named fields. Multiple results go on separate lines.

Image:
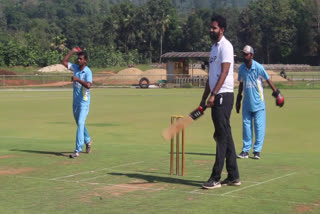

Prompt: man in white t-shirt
xmin=200 ymin=15 xmax=240 ymax=189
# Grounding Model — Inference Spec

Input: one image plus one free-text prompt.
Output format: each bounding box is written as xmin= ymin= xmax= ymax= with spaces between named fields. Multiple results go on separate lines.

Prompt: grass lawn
xmin=0 ymin=88 xmax=319 ymax=214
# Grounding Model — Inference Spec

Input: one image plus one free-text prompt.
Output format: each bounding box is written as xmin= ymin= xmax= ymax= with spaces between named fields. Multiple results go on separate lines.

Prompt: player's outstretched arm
xmin=236 ymin=82 xmax=243 ymax=113
xmin=266 ymin=79 xmax=284 ymax=107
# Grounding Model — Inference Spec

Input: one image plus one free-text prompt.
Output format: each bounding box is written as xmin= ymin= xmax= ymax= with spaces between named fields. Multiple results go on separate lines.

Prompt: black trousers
xmin=210 ymin=92 xmax=239 ymax=181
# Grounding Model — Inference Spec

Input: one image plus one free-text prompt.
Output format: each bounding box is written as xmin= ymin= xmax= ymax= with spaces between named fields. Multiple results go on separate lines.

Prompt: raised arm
xmin=61 ymin=47 xmax=82 ymax=68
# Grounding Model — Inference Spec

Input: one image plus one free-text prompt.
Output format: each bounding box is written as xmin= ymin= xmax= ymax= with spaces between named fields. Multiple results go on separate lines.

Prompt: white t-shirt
xmin=208 ymin=36 xmax=234 ymax=93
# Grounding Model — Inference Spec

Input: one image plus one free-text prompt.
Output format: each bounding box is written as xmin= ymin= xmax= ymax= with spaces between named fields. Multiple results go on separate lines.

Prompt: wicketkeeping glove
xmin=235 ymin=94 xmax=242 ymax=113
xmin=272 ymin=89 xmax=284 ymax=107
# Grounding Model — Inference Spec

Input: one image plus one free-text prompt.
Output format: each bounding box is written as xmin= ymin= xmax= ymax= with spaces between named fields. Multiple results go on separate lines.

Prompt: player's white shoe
xmin=69 ymin=152 xmax=79 ymax=158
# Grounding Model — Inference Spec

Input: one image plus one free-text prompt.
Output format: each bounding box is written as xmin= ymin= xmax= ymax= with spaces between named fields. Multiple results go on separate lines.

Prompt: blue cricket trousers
xmin=73 ymin=104 xmax=91 ymax=152
xmin=242 ymin=108 xmax=266 ymax=153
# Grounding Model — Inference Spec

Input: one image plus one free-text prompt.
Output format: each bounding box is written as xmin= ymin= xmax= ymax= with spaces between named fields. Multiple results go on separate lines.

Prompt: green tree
xmin=183 ymin=13 xmax=206 ymax=51
xmin=306 ymin=0 xmax=320 ymax=57
xmin=241 ymin=0 xmax=297 ymax=63
xmin=145 ymin=0 xmax=177 ymax=61
xmin=109 ymin=2 xmax=137 ymax=53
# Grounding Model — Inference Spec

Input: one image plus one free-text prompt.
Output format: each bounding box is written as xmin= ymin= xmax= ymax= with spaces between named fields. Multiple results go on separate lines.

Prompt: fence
xmin=0 ymin=73 xmax=319 ymax=89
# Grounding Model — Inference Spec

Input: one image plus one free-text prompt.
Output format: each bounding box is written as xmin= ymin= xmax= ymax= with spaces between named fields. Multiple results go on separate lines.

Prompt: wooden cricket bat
xmin=162 ymin=106 xmax=207 ymax=141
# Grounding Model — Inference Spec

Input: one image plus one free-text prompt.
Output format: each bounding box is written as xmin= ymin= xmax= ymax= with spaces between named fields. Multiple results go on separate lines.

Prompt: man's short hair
xmin=77 ymin=51 xmax=88 ymax=60
xmin=211 ymin=15 xmax=227 ymax=31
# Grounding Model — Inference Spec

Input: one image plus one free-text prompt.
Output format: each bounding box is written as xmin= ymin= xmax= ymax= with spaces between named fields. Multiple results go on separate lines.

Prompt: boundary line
xmin=221 ymin=172 xmax=296 ymax=196
xmin=50 ymin=161 xmax=144 ymax=180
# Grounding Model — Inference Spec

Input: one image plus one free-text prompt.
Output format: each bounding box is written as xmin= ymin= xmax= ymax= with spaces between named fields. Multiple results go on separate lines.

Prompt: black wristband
xmin=272 ymin=89 xmax=280 ymax=98
xmin=211 ymin=92 xmax=216 ymax=96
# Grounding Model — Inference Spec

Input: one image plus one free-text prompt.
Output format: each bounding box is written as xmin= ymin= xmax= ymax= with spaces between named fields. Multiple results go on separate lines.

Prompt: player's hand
xmin=236 ymin=94 xmax=242 ymax=113
xmin=200 ymin=98 xmax=206 ymax=108
xmin=72 ymin=47 xmax=82 ymax=53
xmin=272 ymin=90 xmax=284 ymax=107
xmin=207 ymin=95 xmax=215 ymax=107
xmin=71 ymin=76 xmax=80 ymax=82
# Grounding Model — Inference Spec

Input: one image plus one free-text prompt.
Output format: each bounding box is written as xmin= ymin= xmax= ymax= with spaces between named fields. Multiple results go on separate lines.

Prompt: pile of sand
xmin=38 ymin=64 xmax=71 ymax=73
xmin=94 ymin=67 xmax=286 ymax=86
xmin=188 ymin=69 xmax=207 ymax=76
xmin=233 ymin=70 xmax=286 ymax=86
xmin=117 ymin=68 xmax=143 ymax=76
xmin=109 ymin=68 xmax=143 ymax=80
xmin=107 ymin=68 xmax=167 ymax=83
xmin=266 ymin=70 xmax=287 ymax=82
xmin=142 ymin=69 xmax=166 ymax=82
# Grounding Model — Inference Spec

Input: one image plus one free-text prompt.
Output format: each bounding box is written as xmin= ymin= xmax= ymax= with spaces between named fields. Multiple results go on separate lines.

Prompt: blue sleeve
xmin=257 ymin=64 xmax=269 ymax=80
xmin=68 ymin=63 xmax=76 ymax=72
xmin=86 ymin=69 xmax=93 ymax=83
xmin=262 ymin=68 xmax=269 ymax=81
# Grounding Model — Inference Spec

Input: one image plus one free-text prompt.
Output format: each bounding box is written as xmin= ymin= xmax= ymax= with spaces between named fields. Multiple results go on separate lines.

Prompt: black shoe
xmin=86 ymin=140 xmax=93 ymax=153
xmin=221 ymin=178 xmax=241 ymax=186
xmin=202 ymin=179 xmax=221 ymax=189
xmin=253 ymin=152 xmax=260 ymax=159
xmin=237 ymin=151 xmax=249 ymax=159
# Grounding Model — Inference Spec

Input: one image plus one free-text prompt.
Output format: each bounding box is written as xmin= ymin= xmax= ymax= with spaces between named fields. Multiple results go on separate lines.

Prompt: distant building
xmin=160 ymin=52 xmax=210 ymax=82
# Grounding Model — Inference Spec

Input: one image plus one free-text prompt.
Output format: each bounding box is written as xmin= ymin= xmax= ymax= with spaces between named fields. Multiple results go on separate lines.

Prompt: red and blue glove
xmin=272 ymin=90 xmax=284 ymax=107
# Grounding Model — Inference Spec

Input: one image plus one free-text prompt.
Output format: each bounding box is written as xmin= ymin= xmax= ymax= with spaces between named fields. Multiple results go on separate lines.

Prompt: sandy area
xmin=266 ymin=70 xmax=287 ymax=82
xmin=188 ymin=69 xmax=207 ymax=76
xmin=95 ymin=68 xmax=167 ymax=84
xmin=1 ymin=65 xmax=287 ymax=87
xmin=38 ymin=64 xmax=71 ymax=73
xmin=142 ymin=69 xmax=167 ymax=82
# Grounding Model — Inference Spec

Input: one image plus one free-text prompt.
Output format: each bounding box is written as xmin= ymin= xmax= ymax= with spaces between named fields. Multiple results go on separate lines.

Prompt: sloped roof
xmin=161 ymin=52 xmax=210 ymax=59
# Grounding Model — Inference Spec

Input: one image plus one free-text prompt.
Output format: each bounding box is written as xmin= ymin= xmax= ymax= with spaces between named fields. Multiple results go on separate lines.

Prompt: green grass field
xmin=0 ymin=88 xmax=319 ymax=214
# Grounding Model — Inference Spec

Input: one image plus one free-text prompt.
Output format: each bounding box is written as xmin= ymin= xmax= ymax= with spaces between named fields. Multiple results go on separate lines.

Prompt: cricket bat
xmin=162 ymin=106 xmax=207 ymax=141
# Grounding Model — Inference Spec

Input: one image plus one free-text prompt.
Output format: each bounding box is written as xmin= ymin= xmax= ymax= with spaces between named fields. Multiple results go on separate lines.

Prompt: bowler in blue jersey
xmin=62 ymin=47 xmax=93 ymax=158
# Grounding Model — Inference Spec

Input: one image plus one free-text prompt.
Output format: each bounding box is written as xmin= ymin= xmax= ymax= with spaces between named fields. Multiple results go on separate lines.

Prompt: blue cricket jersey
xmin=238 ymin=60 xmax=269 ymax=112
xmin=68 ymin=62 xmax=92 ymax=106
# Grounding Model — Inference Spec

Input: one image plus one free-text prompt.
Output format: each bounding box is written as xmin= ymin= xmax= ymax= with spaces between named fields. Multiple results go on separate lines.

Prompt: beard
xmin=210 ymin=31 xmax=220 ymax=41
xmin=243 ymin=58 xmax=251 ymax=64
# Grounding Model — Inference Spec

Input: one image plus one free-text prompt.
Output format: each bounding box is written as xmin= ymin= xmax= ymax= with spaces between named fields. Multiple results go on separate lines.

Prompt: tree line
xmin=0 ymin=0 xmax=319 ymax=67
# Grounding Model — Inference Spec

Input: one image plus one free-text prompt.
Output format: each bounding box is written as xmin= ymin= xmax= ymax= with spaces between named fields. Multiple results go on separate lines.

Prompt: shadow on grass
xmin=48 ymin=122 xmax=72 ymax=125
xmin=108 ymin=172 xmax=204 ymax=187
xmin=11 ymin=149 xmax=70 ymax=157
xmin=185 ymin=152 xmax=215 ymax=156
xmin=87 ymin=123 xmax=120 ymax=127
xmin=167 ymin=152 xmax=215 ymax=156
xmin=48 ymin=122 xmax=120 ymax=127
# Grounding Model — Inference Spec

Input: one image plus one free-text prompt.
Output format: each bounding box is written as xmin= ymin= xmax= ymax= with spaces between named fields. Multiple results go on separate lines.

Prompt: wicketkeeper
xmin=236 ymin=45 xmax=284 ymax=159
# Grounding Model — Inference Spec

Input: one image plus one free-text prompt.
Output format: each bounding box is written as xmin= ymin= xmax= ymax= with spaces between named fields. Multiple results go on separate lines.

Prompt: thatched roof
xmin=161 ymin=52 xmax=210 ymax=59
